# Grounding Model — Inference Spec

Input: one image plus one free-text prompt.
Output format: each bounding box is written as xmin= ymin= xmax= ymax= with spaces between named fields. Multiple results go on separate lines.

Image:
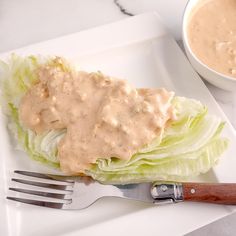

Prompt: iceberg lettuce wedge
xmin=0 ymin=55 xmax=229 ymax=184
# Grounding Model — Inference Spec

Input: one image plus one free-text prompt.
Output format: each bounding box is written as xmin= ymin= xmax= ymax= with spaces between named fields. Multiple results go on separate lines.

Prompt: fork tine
xmin=6 ymin=196 xmax=68 ymax=209
xmin=9 ymin=187 xmax=72 ymax=199
xmin=12 ymin=178 xmax=73 ymax=191
xmin=14 ymin=170 xmax=74 ymax=183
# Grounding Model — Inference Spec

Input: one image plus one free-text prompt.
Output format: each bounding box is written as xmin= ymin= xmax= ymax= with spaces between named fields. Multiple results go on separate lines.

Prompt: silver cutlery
xmin=6 ymin=170 xmax=236 ymax=209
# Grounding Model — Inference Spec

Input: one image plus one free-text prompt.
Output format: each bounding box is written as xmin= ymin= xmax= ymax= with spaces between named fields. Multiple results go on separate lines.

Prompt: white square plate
xmin=1 ymin=12 xmax=236 ymax=236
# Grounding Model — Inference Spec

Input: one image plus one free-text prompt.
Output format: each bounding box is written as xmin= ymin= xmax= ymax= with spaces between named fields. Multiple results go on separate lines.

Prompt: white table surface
xmin=1 ymin=0 xmax=236 ymax=235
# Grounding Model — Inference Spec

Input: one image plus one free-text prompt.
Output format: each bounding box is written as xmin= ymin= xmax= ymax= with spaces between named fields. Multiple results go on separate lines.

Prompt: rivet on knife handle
xmin=150 ymin=182 xmax=184 ymax=204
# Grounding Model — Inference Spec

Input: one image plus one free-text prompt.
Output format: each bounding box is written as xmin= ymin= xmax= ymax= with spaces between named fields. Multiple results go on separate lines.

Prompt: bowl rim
xmin=182 ymin=0 xmax=236 ymax=82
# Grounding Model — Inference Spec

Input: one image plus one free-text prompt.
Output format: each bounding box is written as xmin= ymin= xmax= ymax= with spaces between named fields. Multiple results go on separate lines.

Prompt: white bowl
xmin=182 ymin=0 xmax=236 ymax=91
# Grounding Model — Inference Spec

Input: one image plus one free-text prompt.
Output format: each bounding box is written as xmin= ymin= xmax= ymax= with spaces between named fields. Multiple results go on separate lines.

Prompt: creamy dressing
xmin=188 ymin=0 xmax=236 ymax=77
xmin=19 ymin=58 xmax=175 ymax=174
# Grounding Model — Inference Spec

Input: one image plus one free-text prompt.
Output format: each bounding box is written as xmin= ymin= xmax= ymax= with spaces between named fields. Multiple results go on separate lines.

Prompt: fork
xmin=7 ymin=170 xmax=236 ymax=209
xmin=7 ymin=170 xmax=154 ymax=209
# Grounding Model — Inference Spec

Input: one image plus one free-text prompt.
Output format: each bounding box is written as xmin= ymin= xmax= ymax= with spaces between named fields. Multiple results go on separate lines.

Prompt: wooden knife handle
xmin=183 ymin=183 xmax=236 ymax=204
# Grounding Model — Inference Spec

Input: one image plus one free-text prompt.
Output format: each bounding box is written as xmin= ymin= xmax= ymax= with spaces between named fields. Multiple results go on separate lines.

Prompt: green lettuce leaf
xmin=0 ymin=55 xmax=229 ymax=184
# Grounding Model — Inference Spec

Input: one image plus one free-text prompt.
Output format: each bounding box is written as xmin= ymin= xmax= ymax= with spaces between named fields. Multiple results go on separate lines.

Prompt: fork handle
xmin=183 ymin=183 xmax=236 ymax=205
